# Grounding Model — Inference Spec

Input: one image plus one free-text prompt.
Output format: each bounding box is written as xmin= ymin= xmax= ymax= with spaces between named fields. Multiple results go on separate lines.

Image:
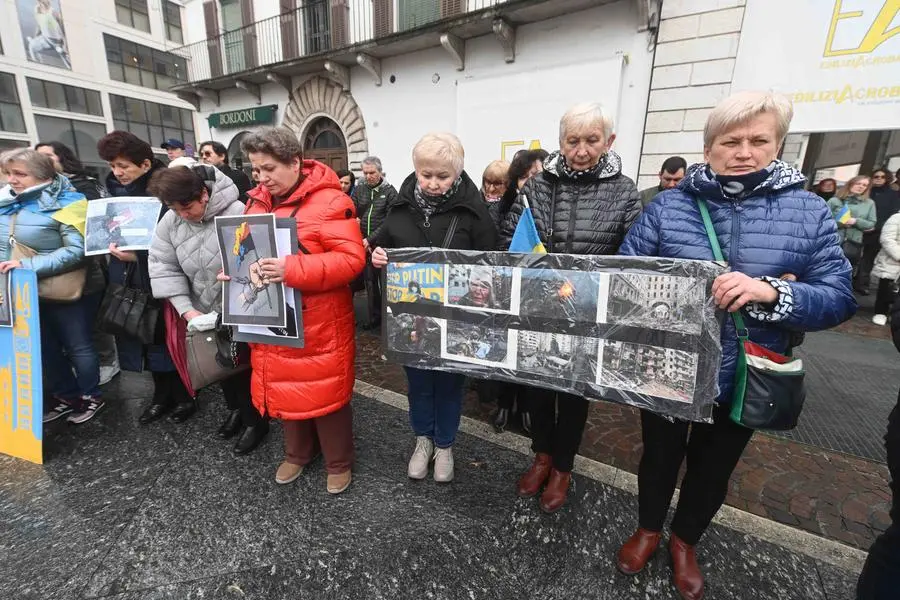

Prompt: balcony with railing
xmin=171 ymin=0 xmax=611 ymax=92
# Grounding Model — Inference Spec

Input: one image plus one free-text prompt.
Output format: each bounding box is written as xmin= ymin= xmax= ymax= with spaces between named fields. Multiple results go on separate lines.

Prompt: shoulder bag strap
xmin=441 ymin=214 xmax=460 ymax=248
xmin=696 ymin=198 xmax=748 ymax=338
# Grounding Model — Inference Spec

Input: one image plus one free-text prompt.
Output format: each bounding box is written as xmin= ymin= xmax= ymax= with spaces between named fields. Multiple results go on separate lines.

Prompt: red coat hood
xmin=247 ymin=160 xmax=342 ymax=210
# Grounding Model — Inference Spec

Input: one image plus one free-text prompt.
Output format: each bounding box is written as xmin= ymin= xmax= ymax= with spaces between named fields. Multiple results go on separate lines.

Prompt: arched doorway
xmin=303 ymin=117 xmax=348 ymax=172
xmin=227 ymin=131 xmax=252 ymax=178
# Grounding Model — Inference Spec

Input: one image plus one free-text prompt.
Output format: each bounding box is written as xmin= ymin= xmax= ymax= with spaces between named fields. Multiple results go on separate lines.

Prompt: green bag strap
xmin=696 ymin=198 xmax=749 ymax=341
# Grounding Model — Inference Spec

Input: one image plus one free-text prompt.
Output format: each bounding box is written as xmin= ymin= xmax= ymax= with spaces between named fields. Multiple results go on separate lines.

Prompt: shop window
xmin=116 ymin=0 xmax=151 ymax=33
xmin=104 ymin=34 xmax=186 ymax=91
xmin=109 ymin=94 xmax=195 ymax=150
xmin=0 ymin=72 xmax=26 ymax=133
xmin=34 ymin=116 xmax=108 ymax=177
xmin=27 ymin=78 xmax=103 ymax=116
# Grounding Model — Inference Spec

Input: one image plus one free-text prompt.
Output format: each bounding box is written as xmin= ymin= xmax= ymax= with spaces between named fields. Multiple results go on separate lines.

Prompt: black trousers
xmin=221 ymin=369 xmax=262 ymax=426
xmin=365 ymin=263 xmax=382 ymax=326
xmin=478 ymin=381 xmax=529 ymax=411
xmin=874 ymin=278 xmax=896 ymax=315
xmin=857 ymin=395 xmax=900 ymax=599
xmin=529 ymin=388 xmax=589 ymax=472
xmin=859 ymin=234 xmax=880 ymax=286
xmin=638 ymin=404 xmax=754 ymax=545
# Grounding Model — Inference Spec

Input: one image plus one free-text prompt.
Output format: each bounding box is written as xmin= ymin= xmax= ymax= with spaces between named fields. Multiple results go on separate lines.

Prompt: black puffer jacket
xmin=353 ymin=179 xmax=398 ymax=245
xmin=500 ymin=151 xmax=641 ymax=254
xmin=374 ymin=171 xmax=496 ymax=251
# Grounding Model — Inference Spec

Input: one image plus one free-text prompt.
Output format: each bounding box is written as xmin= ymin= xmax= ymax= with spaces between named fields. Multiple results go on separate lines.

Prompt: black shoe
xmin=169 ymin=399 xmax=197 ymax=423
xmin=492 ymin=408 xmax=509 ymax=433
xmin=139 ymin=402 xmax=172 ymax=425
xmin=520 ymin=410 xmax=533 ymax=435
xmin=217 ymin=409 xmax=242 ymax=439
xmin=856 ymin=287 xmax=870 ymax=296
xmin=233 ymin=422 xmax=269 ymax=455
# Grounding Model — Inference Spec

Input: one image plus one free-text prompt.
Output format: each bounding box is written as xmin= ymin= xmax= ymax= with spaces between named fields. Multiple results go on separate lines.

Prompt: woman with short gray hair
xmin=501 ymin=102 xmax=641 ymax=514
xmin=618 ymin=91 xmax=855 ymax=599
xmin=0 ymin=149 xmax=103 ymax=424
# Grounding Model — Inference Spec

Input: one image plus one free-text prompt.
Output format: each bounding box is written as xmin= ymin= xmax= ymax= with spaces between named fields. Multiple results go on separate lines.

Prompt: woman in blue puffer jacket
xmin=615 ymin=91 xmax=856 ymax=600
xmin=0 ymin=148 xmax=103 ymax=424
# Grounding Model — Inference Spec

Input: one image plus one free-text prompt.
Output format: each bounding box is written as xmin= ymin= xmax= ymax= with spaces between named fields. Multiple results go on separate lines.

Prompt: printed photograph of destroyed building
xmin=600 ymin=273 xmax=705 ymax=335
xmin=597 ymin=340 xmax=698 ymax=404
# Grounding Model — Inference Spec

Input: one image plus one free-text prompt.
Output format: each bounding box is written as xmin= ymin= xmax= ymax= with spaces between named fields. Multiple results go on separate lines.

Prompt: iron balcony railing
xmin=172 ymin=0 xmax=510 ymax=85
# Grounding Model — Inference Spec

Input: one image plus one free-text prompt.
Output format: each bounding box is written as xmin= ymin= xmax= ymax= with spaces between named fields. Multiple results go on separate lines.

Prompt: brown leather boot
xmin=616 ymin=528 xmax=662 ymax=575
xmin=670 ymin=534 xmax=704 ymax=600
xmin=517 ymin=453 xmax=552 ymax=498
xmin=539 ymin=469 xmax=571 ymax=513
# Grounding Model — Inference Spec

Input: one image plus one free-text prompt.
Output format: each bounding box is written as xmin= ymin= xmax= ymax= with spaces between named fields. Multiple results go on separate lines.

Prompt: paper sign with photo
xmin=84 ymin=197 xmax=163 ymax=256
xmin=0 ymin=272 xmax=12 ymax=328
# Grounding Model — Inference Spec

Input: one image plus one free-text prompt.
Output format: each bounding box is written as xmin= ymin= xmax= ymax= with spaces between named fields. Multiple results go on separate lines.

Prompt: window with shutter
xmin=440 ymin=0 xmax=463 ymax=18
xmin=203 ymin=1 xmax=224 ymax=78
xmin=330 ymin=0 xmax=349 ymax=47
xmin=372 ymin=0 xmax=393 ymax=37
xmin=281 ymin=0 xmax=299 ymax=59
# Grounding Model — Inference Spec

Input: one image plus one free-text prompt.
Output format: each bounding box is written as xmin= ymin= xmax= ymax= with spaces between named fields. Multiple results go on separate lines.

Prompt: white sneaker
xmin=873 ymin=314 xmax=888 ymax=326
xmin=433 ymin=447 xmax=454 ymax=483
xmin=407 ymin=436 xmax=433 ymax=480
xmin=99 ymin=365 xmax=120 ymax=386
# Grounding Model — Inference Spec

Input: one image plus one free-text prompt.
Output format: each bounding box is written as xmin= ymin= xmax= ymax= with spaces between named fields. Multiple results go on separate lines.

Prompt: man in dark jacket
xmin=353 ymin=156 xmax=398 ymax=329
xmin=199 ymin=140 xmax=253 ymax=201
xmin=639 ymin=156 xmax=687 ymax=207
xmin=501 ymin=102 xmax=641 ymax=514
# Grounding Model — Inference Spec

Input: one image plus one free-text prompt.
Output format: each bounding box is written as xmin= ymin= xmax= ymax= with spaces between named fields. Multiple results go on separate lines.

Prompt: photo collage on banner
xmin=382 ymin=251 xmax=723 ymax=422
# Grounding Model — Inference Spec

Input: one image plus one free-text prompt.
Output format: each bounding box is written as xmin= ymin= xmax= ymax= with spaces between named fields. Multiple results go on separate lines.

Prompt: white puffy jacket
xmin=872 ymin=212 xmax=900 ymax=281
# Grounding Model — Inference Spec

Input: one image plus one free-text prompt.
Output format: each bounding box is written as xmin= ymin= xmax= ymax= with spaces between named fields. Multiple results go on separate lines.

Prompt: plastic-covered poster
xmin=382 ymin=249 xmax=728 ymax=423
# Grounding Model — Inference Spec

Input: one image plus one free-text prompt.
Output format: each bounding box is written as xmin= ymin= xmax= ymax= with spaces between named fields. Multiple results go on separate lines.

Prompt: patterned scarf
xmin=708 ymin=163 xmax=777 ymax=199
xmin=559 ymin=155 xmax=608 ymax=180
xmin=413 ymin=177 xmax=462 ymax=219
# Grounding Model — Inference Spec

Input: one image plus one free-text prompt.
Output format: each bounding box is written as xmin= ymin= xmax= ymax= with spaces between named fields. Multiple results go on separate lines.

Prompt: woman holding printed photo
xmin=371 ymin=132 xmax=496 ymax=483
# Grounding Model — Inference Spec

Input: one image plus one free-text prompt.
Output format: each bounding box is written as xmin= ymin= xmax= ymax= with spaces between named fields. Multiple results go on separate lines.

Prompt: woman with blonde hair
xmin=371 ymin=132 xmax=496 ymax=483
xmin=480 ymin=159 xmax=510 ymax=228
xmin=618 ymin=91 xmax=855 ymax=600
xmin=828 ymin=175 xmax=875 ymax=282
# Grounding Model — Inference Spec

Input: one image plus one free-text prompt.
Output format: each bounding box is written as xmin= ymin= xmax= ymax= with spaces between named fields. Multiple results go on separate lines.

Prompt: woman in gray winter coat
xmin=148 ymin=165 xmax=269 ymax=455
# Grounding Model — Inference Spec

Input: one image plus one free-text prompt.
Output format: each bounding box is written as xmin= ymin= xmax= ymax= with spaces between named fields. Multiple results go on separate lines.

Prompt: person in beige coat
xmin=871 ymin=212 xmax=900 ymax=325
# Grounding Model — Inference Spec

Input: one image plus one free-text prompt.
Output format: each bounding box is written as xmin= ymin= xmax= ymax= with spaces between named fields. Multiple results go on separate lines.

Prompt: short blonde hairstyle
xmin=0 ymin=148 xmax=57 ymax=182
xmin=559 ymin=103 xmax=614 ymax=143
xmin=704 ymin=91 xmax=794 ymax=148
xmin=412 ymin=132 xmax=465 ymax=177
xmin=482 ymin=160 xmax=510 ymax=183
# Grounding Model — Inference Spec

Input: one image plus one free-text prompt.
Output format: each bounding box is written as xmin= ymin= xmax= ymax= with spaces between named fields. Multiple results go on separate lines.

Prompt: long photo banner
xmin=382 ymin=249 xmax=727 ymax=423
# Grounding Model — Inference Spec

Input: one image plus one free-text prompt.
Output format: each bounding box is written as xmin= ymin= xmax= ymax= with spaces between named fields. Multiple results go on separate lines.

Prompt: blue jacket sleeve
xmin=18 ymin=221 xmax=85 ymax=278
xmin=781 ymin=203 xmax=857 ymax=331
xmin=618 ymin=201 xmax=661 ymax=257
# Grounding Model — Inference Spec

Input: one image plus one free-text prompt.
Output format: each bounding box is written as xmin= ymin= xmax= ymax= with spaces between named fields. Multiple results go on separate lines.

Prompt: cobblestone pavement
xmin=356 ymin=327 xmax=893 ymax=552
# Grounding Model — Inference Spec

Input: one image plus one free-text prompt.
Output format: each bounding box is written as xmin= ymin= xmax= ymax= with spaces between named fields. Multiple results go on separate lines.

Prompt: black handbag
xmin=697 ymin=198 xmax=807 ymax=431
xmin=97 ymin=263 xmax=159 ymax=345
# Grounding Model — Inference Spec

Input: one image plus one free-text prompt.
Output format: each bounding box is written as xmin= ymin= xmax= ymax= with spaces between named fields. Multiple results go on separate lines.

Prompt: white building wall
xmin=193 ymin=0 xmax=653 ymax=183
xmin=0 ymin=0 xmax=196 ymax=151
xmin=637 ymin=0 xmax=746 ymax=190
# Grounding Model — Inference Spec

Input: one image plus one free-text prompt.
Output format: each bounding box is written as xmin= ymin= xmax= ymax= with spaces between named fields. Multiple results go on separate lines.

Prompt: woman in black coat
xmin=501 ymin=103 xmax=641 ymax=513
xmin=97 ymin=131 xmax=195 ymax=424
xmin=372 ymin=132 xmax=496 ymax=485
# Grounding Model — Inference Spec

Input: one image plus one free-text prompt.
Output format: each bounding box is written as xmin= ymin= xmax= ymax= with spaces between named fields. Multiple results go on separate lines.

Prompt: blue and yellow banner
xmin=0 ymin=269 xmax=43 ymax=464
xmin=385 ymin=263 xmax=445 ymax=304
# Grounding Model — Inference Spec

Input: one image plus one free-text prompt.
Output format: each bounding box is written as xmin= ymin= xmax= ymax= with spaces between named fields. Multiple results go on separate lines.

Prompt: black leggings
xmin=874 ymin=278 xmax=896 ymax=315
xmin=221 ymin=369 xmax=262 ymax=425
xmin=638 ymin=405 xmax=754 ymax=545
xmin=528 ymin=388 xmax=589 ymax=472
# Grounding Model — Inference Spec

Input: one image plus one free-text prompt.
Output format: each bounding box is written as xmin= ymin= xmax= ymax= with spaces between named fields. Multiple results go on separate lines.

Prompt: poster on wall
xmin=382 ymin=249 xmax=726 ymax=424
xmin=456 ymin=56 xmax=625 ymax=178
xmin=0 ymin=270 xmax=43 ymax=464
xmin=15 ymin=0 xmax=71 ymax=70
xmin=731 ymin=0 xmax=900 ymax=132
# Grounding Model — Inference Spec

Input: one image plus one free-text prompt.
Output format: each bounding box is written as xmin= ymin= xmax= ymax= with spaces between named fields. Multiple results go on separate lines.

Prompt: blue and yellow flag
xmin=836 ymin=204 xmax=852 ymax=225
xmin=509 ymin=196 xmax=546 ymax=254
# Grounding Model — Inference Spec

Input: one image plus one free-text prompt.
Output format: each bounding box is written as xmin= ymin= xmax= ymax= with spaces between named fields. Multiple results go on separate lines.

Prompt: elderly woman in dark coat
xmin=501 ymin=102 xmax=641 ymax=513
xmin=617 ymin=91 xmax=856 ymax=600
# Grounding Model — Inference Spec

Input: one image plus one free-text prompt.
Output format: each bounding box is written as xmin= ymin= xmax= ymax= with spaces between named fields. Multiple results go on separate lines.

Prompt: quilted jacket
xmin=827 ymin=195 xmax=876 ymax=245
xmin=353 ymin=179 xmax=397 ymax=246
xmin=0 ymin=177 xmax=86 ymax=278
xmin=619 ymin=161 xmax=857 ymax=404
xmin=872 ymin=213 xmax=900 ymax=281
xmin=244 ymin=160 xmax=366 ymax=420
xmin=500 ymin=151 xmax=641 ymax=254
xmin=149 ymin=165 xmax=243 ymax=315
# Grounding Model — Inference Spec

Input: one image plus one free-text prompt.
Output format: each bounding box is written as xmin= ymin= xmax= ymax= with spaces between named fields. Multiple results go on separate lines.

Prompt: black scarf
xmin=413 ymin=177 xmax=462 ymax=219
xmin=709 ymin=164 xmax=775 ymax=199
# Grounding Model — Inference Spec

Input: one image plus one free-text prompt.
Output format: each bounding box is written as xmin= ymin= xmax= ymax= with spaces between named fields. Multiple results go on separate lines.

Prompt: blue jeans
xmin=41 ymin=292 xmax=102 ymax=403
xmin=404 ymin=367 xmax=465 ymax=448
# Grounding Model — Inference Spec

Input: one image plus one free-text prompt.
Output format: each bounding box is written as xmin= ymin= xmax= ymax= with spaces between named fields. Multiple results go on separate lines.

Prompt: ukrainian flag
xmin=836 ymin=204 xmax=852 ymax=225
xmin=509 ymin=195 xmax=547 ymax=254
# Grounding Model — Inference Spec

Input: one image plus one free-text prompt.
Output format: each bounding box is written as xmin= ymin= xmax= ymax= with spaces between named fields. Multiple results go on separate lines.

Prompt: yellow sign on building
xmin=0 ymin=270 xmax=43 ymax=464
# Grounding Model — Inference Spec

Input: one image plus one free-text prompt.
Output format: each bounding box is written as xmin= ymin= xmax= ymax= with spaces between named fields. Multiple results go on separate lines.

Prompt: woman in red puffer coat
xmin=230 ymin=127 xmax=365 ymax=494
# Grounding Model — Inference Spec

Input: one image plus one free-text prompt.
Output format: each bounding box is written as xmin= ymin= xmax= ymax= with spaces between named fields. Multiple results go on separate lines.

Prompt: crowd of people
xmin=2 ymin=89 xmax=896 ymax=599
